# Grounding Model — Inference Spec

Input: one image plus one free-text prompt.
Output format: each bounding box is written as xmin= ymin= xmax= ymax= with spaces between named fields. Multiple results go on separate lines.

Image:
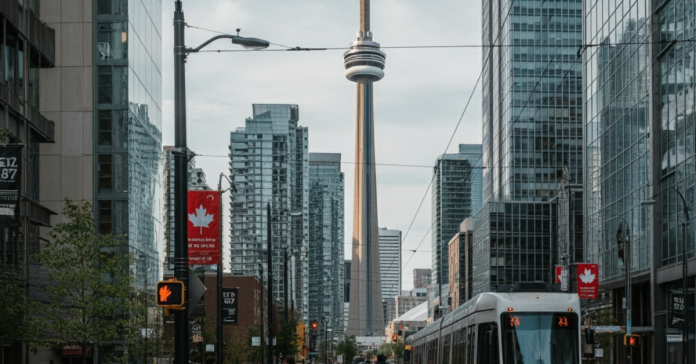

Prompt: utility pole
xmin=173 ymin=1 xmax=189 ymax=363
xmin=267 ymin=203 xmax=274 ymax=364
xmin=260 ymin=265 xmax=265 ymax=364
xmin=284 ymin=247 xmax=289 ymax=321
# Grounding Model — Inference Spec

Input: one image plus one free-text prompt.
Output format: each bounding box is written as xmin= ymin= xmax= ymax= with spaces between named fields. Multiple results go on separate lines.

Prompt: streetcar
xmin=406 ymin=287 xmax=582 ymax=364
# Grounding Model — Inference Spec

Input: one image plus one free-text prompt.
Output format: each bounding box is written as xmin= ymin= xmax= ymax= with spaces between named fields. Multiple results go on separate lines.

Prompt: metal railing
xmin=27 ymin=9 xmax=56 ymax=66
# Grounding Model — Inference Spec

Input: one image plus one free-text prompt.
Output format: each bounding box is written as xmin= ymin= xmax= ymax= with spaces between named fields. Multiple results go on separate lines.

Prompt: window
xmin=97 ymin=22 xmax=128 ymax=60
xmin=477 ymin=322 xmax=499 ymax=364
xmin=98 ymin=110 xmax=128 ymax=147
xmin=97 ymin=66 xmax=128 ymax=105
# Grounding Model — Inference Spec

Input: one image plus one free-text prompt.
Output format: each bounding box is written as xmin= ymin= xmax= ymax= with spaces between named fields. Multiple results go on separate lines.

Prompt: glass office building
xmin=472 ymin=0 xmax=583 ymax=298
xmin=431 ymin=149 xmax=478 ymax=291
xmin=458 ymin=144 xmax=484 ymax=214
xmin=307 ymin=153 xmax=344 ymax=332
xmin=583 ymin=0 xmax=695 ymax=359
xmin=95 ymin=0 xmax=163 ymax=294
xmin=229 ymin=104 xmax=309 ymax=320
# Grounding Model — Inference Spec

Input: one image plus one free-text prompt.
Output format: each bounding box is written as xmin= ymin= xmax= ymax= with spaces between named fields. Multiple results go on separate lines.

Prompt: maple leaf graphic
xmin=579 ymin=269 xmax=596 ymax=284
xmin=188 ymin=205 xmax=214 ymax=234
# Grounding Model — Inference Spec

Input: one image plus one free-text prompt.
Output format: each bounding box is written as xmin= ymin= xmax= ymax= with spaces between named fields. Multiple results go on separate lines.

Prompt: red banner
xmin=187 ymin=190 xmax=221 ymax=265
xmin=62 ymin=344 xmax=82 ymax=356
xmin=576 ymin=263 xmax=599 ymax=299
xmin=555 ymin=266 xmax=562 ymax=283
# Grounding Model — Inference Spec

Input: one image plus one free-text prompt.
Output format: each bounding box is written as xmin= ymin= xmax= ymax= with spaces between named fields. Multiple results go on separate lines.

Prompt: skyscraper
xmin=458 ymin=144 xmax=484 ymax=214
xmin=345 ymin=0 xmax=386 ymax=336
xmin=378 ymin=227 xmax=402 ymax=301
xmin=583 ymin=0 xmax=695 ymax=356
xmin=39 ymin=0 xmax=163 ymax=295
xmin=472 ymin=0 xmax=583 ymax=294
xmin=308 ymin=153 xmax=345 ymax=333
xmin=413 ymin=269 xmax=432 ymax=289
xmin=431 ymin=146 xmax=479 ymax=295
xmin=379 ymin=227 xmax=401 ymax=327
xmin=228 ymin=104 xmax=309 ymax=320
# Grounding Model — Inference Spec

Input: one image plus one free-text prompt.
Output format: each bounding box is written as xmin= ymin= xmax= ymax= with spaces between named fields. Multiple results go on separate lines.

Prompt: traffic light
xmin=392 ymin=334 xmax=398 ymax=343
xmin=156 ymin=279 xmax=185 ymax=312
xmin=624 ymin=334 xmax=640 ymax=346
xmin=398 ymin=324 xmax=403 ymax=335
xmin=311 ymin=321 xmax=318 ymax=330
xmin=616 ymin=228 xmax=625 ymax=262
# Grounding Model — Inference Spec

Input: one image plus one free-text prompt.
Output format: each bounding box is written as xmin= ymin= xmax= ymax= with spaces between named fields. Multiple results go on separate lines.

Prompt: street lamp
xmin=172 ymin=2 xmax=270 ymax=364
xmin=615 ymin=216 xmax=632 ymax=364
xmin=644 ymin=186 xmax=690 ymax=364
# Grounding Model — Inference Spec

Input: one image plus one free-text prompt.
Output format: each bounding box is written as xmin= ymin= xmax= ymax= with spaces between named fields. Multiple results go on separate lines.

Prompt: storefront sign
xmin=0 ymin=145 xmax=22 ymax=227
xmin=667 ymin=334 xmax=683 ymax=343
xmin=62 ymin=344 xmax=82 ymax=356
xmin=576 ymin=263 xmax=598 ymax=299
xmin=191 ymin=323 xmax=203 ymax=343
xmin=187 ymin=191 xmax=221 ymax=265
xmin=222 ymin=288 xmax=239 ymax=324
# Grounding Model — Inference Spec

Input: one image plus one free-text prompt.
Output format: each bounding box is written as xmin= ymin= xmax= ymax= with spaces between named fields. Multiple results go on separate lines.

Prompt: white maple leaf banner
xmin=579 ymin=269 xmax=596 ymax=284
xmin=188 ymin=205 xmax=215 ymax=234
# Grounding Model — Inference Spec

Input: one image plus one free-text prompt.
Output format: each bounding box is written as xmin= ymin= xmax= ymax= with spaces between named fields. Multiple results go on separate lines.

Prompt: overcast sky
xmin=161 ymin=0 xmax=483 ymax=290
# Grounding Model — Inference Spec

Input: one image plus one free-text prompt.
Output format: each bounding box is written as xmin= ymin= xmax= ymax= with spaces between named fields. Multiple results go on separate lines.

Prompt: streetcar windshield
xmin=500 ymin=313 xmax=579 ymax=364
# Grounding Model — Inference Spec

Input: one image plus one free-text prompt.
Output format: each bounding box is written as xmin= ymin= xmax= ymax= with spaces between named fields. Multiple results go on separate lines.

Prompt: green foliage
xmin=0 ymin=129 xmax=13 ymax=145
xmin=382 ymin=340 xmax=405 ymax=360
xmin=224 ymin=326 xmax=258 ymax=364
xmin=276 ymin=316 xmax=301 ymax=358
xmin=336 ymin=335 xmax=358 ymax=363
xmin=0 ymin=263 xmax=44 ymax=364
xmin=34 ymin=199 xmax=142 ymax=363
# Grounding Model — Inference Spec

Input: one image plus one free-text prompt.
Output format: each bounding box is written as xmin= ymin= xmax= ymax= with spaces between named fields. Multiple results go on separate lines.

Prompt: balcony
xmin=29 ymin=106 xmax=55 ymax=142
xmin=27 ymin=10 xmax=56 ymax=67
xmin=0 ymin=1 xmax=19 ymax=30
xmin=25 ymin=199 xmax=57 ymax=227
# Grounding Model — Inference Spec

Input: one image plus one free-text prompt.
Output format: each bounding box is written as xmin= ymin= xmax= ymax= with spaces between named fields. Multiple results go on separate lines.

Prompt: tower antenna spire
xmin=360 ymin=0 xmax=370 ymax=34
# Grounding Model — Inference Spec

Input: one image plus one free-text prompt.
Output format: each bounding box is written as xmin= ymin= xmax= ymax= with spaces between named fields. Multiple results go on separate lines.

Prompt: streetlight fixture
xmin=615 ymin=216 xmax=632 ymax=364
xmin=643 ymin=186 xmax=690 ymax=364
xmin=172 ymin=2 xmax=270 ymax=364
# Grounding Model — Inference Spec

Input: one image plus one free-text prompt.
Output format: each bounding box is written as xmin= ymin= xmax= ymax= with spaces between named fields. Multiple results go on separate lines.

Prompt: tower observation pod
xmin=346 ymin=0 xmax=386 ymax=337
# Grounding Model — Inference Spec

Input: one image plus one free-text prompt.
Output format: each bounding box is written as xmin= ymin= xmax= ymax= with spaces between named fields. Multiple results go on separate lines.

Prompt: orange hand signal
xmin=159 ymin=285 xmax=172 ymax=302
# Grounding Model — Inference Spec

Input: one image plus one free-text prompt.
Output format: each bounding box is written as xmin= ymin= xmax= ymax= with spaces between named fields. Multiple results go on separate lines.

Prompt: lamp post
xmin=644 ymin=186 xmax=691 ymax=364
xmin=172 ymin=2 xmax=269 ymax=364
xmin=615 ymin=216 xmax=631 ymax=364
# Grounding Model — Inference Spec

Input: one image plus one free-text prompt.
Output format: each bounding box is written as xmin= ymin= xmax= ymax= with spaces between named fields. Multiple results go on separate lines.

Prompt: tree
xmin=224 ymin=327 xmax=258 ymax=364
xmin=335 ymin=335 xmax=358 ymax=363
xmin=35 ymin=199 xmax=142 ymax=364
xmin=276 ymin=317 xmax=301 ymax=359
xmin=0 ymin=263 xmax=43 ymax=364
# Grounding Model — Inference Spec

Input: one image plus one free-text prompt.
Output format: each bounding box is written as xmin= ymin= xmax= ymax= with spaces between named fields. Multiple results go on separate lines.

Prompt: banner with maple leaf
xmin=187 ymin=190 xmax=220 ymax=265
xmin=576 ymin=263 xmax=598 ymax=299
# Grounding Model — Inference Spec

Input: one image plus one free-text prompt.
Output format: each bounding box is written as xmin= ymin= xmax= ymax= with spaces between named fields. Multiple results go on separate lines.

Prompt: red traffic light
xmin=156 ymin=279 xmax=185 ymax=308
xmin=624 ymin=334 xmax=640 ymax=346
xmin=311 ymin=321 xmax=318 ymax=330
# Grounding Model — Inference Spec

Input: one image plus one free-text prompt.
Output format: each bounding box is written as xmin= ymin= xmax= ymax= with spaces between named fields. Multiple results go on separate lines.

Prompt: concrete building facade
xmin=413 ymin=268 xmax=431 ymax=289
xmin=448 ymin=218 xmax=474 ymax=309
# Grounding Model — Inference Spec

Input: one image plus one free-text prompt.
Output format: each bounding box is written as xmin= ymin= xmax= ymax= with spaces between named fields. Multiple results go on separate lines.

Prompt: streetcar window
xmin=500 ymin=313 xmax=579 ymax=364
xmin=477 ymin=323 xmax=500 ymax=364
xmin=443 ymin=333 xmax=451 ymax=364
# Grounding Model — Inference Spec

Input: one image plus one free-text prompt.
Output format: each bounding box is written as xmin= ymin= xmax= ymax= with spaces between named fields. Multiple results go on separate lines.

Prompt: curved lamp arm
xmin=185 ymin=34 xmax=270 ymax=53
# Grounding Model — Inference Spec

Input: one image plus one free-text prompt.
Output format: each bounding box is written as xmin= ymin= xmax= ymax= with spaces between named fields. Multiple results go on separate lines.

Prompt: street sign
xmin=192 ymin=324 xmax=203 ymax=343
xmin=667 ymin=335 xmax=683 ymax=343
xmin=595 ymin=349 xmax=603 ymax=358
xmin=252 ymin=337 xmax=261 ymax=347
xmin=206 ymin=344 xmax=215 ymax=352
xmin=222 ymin=288 xmax=239 ymax=324
xmin=669 ymin=290 xmax=694 ymax=329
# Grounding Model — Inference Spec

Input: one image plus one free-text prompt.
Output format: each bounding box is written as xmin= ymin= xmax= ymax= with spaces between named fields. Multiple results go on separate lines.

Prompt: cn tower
xmin=345 ymin=0 xmax=386 ymax=336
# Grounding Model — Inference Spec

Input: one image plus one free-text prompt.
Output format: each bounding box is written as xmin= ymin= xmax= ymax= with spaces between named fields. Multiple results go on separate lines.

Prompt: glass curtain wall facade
xmin=378 ymin=227 xmax=401 ymax=326
xmin=94 ymin=0 xmax=163 ymax=293
xmin=472 ymin=201 xmax=557 ymax=294
xmin=474 ymin=0 xmax=582 ymax=296
xmin=229 ymin=104 xmax=309 ymax=320
xmin=458 ymin=144 xmax=484 ymax=214
xmin=431 ymin=154 xmax=475 ymax=291
xmin=583 ymin=0 xmax=651 ymax=284
xmin=307 ymin=152 xmax=344 ymax=333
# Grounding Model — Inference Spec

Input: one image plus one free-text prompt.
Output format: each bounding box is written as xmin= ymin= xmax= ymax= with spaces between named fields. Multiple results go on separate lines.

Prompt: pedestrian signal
xmin=156 ymin=279 xmax=185 ymax=309
xmin=392 ymin=334 xmax=398 ymax=343
xmin=624 ymin=334 xmax=640 ymax=346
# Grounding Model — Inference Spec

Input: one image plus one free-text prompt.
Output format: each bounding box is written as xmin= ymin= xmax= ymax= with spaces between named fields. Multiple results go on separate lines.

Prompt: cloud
xmin=162 ymin=0 xmax=482 ymax=290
